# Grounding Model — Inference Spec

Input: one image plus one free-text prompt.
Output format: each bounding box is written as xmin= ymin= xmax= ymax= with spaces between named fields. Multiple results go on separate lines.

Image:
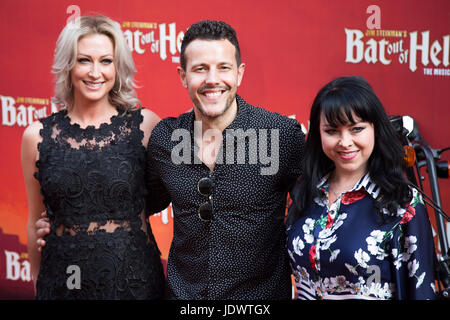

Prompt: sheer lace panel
xmin=50 ymin=117 xmax=132 ymax=151
xmin=54 ymin=210 xmax=150 ymax=237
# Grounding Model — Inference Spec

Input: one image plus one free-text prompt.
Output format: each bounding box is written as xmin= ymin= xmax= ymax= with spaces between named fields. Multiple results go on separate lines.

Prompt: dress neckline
xmin=61 ymin=106 xmax=124 ymax=131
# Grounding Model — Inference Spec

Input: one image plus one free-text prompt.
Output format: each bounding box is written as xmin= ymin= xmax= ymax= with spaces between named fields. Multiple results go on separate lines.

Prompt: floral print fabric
xmin=287 ymin=174 xmax=437 ymax=300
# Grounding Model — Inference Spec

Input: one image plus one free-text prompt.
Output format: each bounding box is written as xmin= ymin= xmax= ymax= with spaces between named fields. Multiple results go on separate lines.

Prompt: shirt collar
xmin=317 ymin=172 xmax=381 ymax=200
xmin=228 ymin=94 xmax=251 ymax=129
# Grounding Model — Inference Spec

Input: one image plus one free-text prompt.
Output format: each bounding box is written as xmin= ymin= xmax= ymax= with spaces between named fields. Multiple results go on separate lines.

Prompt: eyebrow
xmin=191 ymin=63 xmax=208 ymax=67
xmin=321 ymin=121 xmax=366 ymax=127
xmin=191 ymin=61 xmax=233 ymax=68
xmin=77 ymin=53 xmax=114 ymax=58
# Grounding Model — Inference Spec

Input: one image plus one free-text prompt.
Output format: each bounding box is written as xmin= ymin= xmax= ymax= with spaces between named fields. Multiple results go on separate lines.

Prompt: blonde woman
xmin=21 ymin=15 xmax=165 ymax=299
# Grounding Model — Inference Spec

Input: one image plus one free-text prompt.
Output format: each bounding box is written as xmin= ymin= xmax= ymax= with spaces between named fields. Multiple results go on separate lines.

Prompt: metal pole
xmin=414 ymin=141 xmax=449 ymax=256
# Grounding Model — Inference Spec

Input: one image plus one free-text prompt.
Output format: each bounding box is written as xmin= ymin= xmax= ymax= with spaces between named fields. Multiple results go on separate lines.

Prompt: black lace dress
xmin=34 ymin=107 xmax=165 ymax=299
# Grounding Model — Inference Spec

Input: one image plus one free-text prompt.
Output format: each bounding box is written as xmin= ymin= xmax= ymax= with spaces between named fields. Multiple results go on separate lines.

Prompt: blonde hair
xmin=52 ymin=15 xmax=140 ymax=110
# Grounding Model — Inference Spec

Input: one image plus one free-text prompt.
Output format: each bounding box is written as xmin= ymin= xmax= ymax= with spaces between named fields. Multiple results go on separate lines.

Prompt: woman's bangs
xmin=321 ymin=95 xmax=357 ymax=127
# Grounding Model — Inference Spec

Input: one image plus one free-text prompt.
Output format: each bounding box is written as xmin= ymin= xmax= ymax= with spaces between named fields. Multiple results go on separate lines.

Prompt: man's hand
xmin=35 ymin=211 xmax=50 ymax=252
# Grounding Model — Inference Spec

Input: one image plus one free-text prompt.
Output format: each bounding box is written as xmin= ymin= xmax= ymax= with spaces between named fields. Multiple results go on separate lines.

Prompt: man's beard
xmin=195 ymin=85 xmax=236 ymax=119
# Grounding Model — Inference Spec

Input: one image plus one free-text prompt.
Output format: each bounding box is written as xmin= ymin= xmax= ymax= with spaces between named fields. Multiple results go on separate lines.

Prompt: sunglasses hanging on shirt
xmin=197 ymin=177 xmax=214 ymax=221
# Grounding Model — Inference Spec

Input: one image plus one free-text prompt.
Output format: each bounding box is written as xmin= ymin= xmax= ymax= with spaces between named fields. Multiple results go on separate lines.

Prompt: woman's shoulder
xmin=22 ymin=119 xmax=43 ymax=141
xmin=21 ymin=120 xmax=45 ymax=157
xmin=136 ymin=107 xmax=162 ymax=148
xmin=408 ymin=186 xmax=424 ymax=206
xmin=394 ymin=186 xmax=427 ymax=224
xmin=139 ymin=107 xmax=161 ymax=131
xmin=22 ymin=110 xmax=65 ymax=142
xmin=140 ymin=107 xmax=160 ymax=123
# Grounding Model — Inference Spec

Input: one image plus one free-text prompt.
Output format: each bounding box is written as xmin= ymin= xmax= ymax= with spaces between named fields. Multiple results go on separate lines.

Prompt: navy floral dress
xmin=287 ymin=173 xmax=437 ymax=300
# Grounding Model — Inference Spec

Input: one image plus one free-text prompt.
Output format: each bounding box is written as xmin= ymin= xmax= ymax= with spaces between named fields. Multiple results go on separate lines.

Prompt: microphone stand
xmin=390 ymin=115 xmax=450 ymax=299
xmin=411 ymin=138 xmax=450 ymax=299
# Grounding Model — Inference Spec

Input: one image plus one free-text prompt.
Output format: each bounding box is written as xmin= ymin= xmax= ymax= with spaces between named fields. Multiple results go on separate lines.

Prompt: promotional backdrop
xmin=0 ymin=0 xmax=449 ymax=298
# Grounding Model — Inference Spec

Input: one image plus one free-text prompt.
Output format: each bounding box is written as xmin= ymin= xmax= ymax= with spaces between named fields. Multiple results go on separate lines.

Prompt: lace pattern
xmin=34 ymin=107 xmax=165 ymax=299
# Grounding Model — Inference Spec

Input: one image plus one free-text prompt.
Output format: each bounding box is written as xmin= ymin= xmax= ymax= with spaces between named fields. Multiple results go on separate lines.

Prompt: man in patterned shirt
xmin=146 ymin=20 xmax=305 ymax=299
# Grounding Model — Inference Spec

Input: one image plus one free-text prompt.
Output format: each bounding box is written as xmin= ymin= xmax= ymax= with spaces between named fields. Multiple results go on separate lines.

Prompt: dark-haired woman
xmin=286 ymin=76 xmax=437 ymax=300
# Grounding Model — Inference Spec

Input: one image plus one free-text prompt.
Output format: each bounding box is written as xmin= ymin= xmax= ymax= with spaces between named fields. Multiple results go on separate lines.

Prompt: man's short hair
xmin=180 ymin=20 xmax=241 ymax=70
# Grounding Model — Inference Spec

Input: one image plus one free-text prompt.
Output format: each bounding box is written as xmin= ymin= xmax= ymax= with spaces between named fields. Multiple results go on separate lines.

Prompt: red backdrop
xmin=0 ymin=0 xmax=448 ymax=299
